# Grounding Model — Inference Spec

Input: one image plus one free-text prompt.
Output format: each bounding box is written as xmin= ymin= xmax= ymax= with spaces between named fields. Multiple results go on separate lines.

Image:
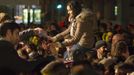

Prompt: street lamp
xmin=57 ymin=4 xmax=62 ymax=9
xmin=56 ymin=4 xmax=62 ymax=22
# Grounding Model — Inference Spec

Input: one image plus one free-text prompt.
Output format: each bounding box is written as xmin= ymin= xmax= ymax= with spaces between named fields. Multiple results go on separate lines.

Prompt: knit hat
xmin=95 ymin=40 xmax=107 ymax=49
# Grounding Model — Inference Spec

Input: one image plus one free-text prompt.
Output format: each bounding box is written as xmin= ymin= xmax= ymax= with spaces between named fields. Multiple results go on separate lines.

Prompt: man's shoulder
xmin=0 ymin=39 xmax=11 ymax=45
xmin=0 ymin=39 xmax=13 ymax=49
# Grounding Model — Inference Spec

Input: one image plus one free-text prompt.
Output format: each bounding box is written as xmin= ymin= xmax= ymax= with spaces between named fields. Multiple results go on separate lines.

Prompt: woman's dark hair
xmin=111 ymin=41 xmax=128 ymax=57
xmin=67 ymin=1 xmax=82 ymax=17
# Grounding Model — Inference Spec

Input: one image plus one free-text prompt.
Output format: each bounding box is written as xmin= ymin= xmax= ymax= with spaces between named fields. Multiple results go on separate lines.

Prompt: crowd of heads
xmin=0 ymin=0 xmax=134 ymax=75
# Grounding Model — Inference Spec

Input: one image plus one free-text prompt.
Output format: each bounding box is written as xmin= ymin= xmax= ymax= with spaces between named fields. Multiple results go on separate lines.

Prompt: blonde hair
xmin=0 ymin=12 xmax=11 ymax=23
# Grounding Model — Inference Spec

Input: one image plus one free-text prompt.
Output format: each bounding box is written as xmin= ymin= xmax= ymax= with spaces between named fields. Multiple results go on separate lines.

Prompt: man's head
xmin=67 ymin=1 xmax=82 ymax=19
xmin=112 ymin=34 xmax=124 ymax=45
xmin=41 ymin=60 xmax=68 ymax=75
xmin=0 ymin=21 xmax=20 ymax=45
xmin=95 ymin=40 xmax=107 ymax=50
xmin=95 ymin=40 xmax=108 ymax=59
xmin=71 ymin=61 xmax=98 ymax=75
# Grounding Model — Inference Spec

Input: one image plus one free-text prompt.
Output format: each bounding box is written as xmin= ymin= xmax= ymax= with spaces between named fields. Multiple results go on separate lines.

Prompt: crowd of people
xmin=0 ymin=0 xmax=134 ymax=75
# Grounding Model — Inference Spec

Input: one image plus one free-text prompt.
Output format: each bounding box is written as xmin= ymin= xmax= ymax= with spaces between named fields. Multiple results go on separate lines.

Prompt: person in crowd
xmin=110 ymin=33 xmax=125 ymax=56
xmin=114 ymin=63 xmax=134 ymax=75
xmin=111 ymin=41 xmax=129 ymax=63
xmin=111 ymin=33 xmax=124 ymax=46
xmin=85 ymin=50 xmax=98 ymax=66
xmin=124 ymin=55 xmax=134 ymax=75
xmin=70 ymin=60 xmax=98 ymax=75
xmin=0 ymin=21 xmax=47 ymax=74
xmin=95 ymin=40 xmax=109 ymax=60
xmin=47 ymin=22 xmax=61 ymax=37
xmin=72 ymin=48 xmax=88 ymax=62
xmin=41 ymin=60 xmax=69 ymax=75
xmin=41 ymin=1 xmax=97 ymax=60
xmin=99 ymin=22 xmax=108 ymax=40
xmin=113 ymin=24 xmax=123 ymax=34
xmin=122 ymin=32 xmax=134 ymax=55
xmin=125 ymin=55 xmax=134 ymax=66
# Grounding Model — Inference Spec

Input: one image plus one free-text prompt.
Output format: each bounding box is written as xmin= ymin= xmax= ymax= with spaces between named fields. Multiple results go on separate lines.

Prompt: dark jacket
xmin=0 ymin=39 xmax=45 ymax=73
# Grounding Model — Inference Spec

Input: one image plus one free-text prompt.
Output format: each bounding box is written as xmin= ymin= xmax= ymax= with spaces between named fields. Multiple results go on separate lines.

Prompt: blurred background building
xmin=0 ymin=0 xmax=134 ymax=26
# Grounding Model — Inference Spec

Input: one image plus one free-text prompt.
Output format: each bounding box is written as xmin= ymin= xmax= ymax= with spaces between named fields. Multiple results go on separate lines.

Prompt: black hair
xmin=0 ymin=21 xmax=20 ymax=37
xmin=67 ymin=0 xmax=82 ymax=17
